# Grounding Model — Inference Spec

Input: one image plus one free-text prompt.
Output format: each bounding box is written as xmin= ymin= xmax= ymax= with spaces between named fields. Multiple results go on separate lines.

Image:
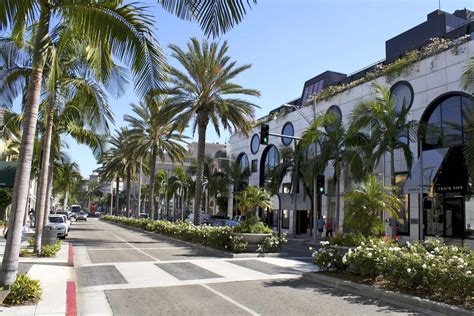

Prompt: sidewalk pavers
xmin=0 ymin=239 xmax=76 ymax=316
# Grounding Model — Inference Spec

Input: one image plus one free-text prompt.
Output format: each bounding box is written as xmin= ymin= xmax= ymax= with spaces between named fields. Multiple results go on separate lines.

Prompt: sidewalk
xmin=0 ymin=236 xmax=75 ymax=315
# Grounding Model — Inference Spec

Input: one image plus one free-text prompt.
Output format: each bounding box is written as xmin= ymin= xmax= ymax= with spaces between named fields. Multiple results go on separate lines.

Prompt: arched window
xmin=264 ymin=145 xmax=280 ymax=170
xmin=325 ymin=105 xmax=342 ymax=133
xmin=281 ymin=122 xmax=294 ymax=146
xmin=391 ymin=81 xmax=414 ymax=114
xmin=422 ymin=94 xmax=473 ymax=150
xmin=236 ymin=153 xmax=250 ymax=174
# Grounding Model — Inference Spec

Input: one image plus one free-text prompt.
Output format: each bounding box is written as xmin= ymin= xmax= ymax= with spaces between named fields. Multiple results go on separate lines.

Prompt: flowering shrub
xmin=257 ymin=233 xmax=288 ymax=253
xmin=312 ymin=241 xmax=347 ymax=272
xmin=101 ymin=215 xmax=251 ymax=253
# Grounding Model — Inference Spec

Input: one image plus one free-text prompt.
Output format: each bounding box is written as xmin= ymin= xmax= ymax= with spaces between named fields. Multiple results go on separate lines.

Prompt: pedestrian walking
xmin=316 ymin=216 xmax=325 ymax=237
xmin=326 ymin=217 xmax=333 ymax=237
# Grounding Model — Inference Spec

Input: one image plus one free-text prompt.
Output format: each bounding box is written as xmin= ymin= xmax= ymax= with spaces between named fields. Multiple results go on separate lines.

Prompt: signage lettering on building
xmin=434 ymin=185 xmax=465 ymax=193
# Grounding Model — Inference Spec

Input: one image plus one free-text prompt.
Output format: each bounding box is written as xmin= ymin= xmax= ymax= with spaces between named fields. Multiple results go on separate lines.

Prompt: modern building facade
xmin=228 ymin=9 xmax=474 ymax=247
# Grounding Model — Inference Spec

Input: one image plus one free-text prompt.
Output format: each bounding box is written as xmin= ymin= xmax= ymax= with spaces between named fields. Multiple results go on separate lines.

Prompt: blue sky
xmin=25 ymin=0 xmax=474 ymax=176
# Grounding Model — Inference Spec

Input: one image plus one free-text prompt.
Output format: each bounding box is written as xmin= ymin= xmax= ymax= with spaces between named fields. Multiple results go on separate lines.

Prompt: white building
xmin=229 ymin=9 xmax=474 ymax=247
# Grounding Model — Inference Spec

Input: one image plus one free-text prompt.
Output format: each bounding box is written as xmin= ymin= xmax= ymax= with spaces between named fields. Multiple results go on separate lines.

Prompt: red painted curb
xmin=68 ymin=243 xmax=74 ymax=267
xmin=66 ymin=281 xmax=77 ymax=316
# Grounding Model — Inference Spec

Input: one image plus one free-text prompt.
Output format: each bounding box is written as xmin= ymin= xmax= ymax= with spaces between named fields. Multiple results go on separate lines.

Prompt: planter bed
xmin=303 ymin=271 xmax=473 ymax=315
xmin=101 ymin=217 xmax=286 ymax=258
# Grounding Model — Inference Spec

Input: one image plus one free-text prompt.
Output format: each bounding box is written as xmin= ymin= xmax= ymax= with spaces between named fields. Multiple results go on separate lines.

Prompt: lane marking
xmin=109 ymin=232 xmax=161 ymax=261
xmin=87 ymin=247 xmax=184 ymax=251
xmin=66 ymin=281 xmax=77 ymax=316
xmin=201 ymin=284 xmax=260 ymax=316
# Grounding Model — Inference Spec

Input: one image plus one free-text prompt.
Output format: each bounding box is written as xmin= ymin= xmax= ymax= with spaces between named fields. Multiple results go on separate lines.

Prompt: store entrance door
xmin=444 ymin=198 xmax=464 ymax=238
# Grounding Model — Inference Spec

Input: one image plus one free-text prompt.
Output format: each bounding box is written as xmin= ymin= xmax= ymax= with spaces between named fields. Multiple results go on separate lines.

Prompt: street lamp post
xmin=138 ymin=157 xmax=142 ymax=216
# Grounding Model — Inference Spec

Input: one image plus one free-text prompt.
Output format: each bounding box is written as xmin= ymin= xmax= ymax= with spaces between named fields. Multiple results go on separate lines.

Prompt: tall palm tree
xmin=54 ymin=155 xmax=81 ymax=211
xmin=0 ymin=1 xmax=165 ymax=286
xmin=166 ymin=38 xmax=260 ymax=225
xmin=155 ymin=169 xmax=170 ymax=216
xmin=125 ymin=100 xmax=187 ymax=219
xmin=99 ymin=129 xmax=140 ymax=217
xmin=351 ymin=82 xmax=418 ymax=190
xmin=301 ymin=112 xmax=368 ymax=230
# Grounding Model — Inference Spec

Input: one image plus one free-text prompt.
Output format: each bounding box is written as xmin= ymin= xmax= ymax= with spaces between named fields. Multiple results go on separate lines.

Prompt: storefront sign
xmin=434 ymin=184 xmax=466 ymax=193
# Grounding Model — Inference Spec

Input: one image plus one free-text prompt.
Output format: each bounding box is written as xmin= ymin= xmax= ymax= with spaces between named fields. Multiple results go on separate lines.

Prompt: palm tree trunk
xmin=115 ymin=177 xmax=120 ymax=214
xmin=126 ymin=167 xmax=131 ymax=217
xmin=148 ymin=147 xmax=157 ymax=219
xmin=0 ymin=6 xmax=51 ymax=287
xmin=43 ymin=165 xmax=53 ymax=227
xmin=33 ymin=111 xmax=53 ymax=255
xmin=194 ymin=115 xmax=208 ymax=225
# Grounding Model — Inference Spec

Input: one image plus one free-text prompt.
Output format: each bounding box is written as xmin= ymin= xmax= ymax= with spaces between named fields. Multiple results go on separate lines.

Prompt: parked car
xmin=76 ymin=211 xmax=88 ymax=221
xmin=94 ymin=212 xmax=102 ymax=218
xmin=56 ymin=214 xmax=71 ymax=231
xmin=185 ymin=213 xmax=212 ymax=224
xmin=233 ymin=215 xmax=246 ymax=222
xmin=211 ymin=219 xmax=240 ymax=227
xmin=48 ymin=215 xmax=68 ymax=238
xmin=131 ymin=213 xmax=149 ymax=219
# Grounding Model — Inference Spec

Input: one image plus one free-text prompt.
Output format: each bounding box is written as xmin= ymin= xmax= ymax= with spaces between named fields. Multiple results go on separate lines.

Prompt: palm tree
xmin=125 ymin=100 xmax=187 ymax=219
xmin=166 ymin=38 xmax=260 ymax=225
xmin=234 ymin=186 xmax=273 ymax=218
xmin=344 ymin=175 xmax=402 ymax=237
xmin=99 ymin=129 xmax=140 ymax=217
xmin=54 ymin=155 xmax=81 ymax=211
xmin=154 ymin=170 xmax=170 ymax=216
xmin=351 ymin=82 xmax=418 ymax=190
xmin=301 ymin=112 xmax=369 ymax=231
xmin=0 ymin=1 xmax=165 ymax=286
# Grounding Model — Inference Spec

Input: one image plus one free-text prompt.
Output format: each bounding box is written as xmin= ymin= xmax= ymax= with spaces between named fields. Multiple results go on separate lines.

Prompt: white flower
xmin=367 ymin=252 xmax=372 ymax=258
xmin=342 ymin=255 xmax=347 ymax=264
xmin=467 ymin=271 xmax=472 ymax=275
xmin=309 ymin=247 xmax=313 ymax=251
xmin=407 ymin=268 xmax=412 ymax=273
xmin=329 ymin=253 xmax=333 ymax=257
xmin=422 ymin=264 xmax=427 ymax=269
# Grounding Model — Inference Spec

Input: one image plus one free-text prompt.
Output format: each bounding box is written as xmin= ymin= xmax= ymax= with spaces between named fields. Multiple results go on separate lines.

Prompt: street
xmin=70 ymin=219 xmax=417 ymax=315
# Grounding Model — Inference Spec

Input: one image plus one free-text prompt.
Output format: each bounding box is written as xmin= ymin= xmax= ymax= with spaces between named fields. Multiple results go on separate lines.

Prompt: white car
xmin=48 ymin=215 xmax=68 ymax=239
xmin=56 ymin=214 xmax=71 ymax=231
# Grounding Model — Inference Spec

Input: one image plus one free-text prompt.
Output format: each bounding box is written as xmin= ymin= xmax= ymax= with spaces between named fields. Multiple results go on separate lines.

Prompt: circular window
xmin=281 ymin=122 xmax=294 ymax=146
xmin=390 ymin=81 xmax=414 ymax=114
xmin=250 ymin=134 xmax=260 ymax=154
xmin=325 ymin=105 xmax=342 ymax=133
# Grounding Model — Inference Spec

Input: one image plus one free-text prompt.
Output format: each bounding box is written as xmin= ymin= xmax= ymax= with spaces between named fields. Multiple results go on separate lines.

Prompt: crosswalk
xmin=76 ymin=257 xmax=316 ymax=292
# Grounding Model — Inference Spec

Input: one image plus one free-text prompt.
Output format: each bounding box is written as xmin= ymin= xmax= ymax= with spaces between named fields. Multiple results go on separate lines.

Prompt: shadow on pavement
xmin=262 ymin=278 xmax=421 ymax=315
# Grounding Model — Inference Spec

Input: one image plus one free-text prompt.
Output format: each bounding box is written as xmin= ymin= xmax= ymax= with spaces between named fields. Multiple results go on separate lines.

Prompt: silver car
xmin=48 ymin=215 xmax=68 ymax=239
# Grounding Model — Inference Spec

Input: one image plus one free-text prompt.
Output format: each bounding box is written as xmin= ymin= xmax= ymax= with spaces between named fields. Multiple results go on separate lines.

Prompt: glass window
xmin=391 ymin=81 xmax=414 ymax=114
xmin=282 ymin=209 xmax=289 ymax=229
xmin=325 ymin=105 xmax=342 ymax=133
xmin=281 ymin=122 xmax=294 ymax=146
xmin=423 ymin=94 xmax=473 ymax=150
xmin=250 ymin=134 xmax=260 ymax=154
xmin=237 ymin=153 xmax=249 ymax=174
xmin=265 ymin=145 xmax=280 ymax=169
xmin=465 ymin=195 xmax=474 ymax=239
xmin=441 ymin=96 xmax=463 ymax=147
xmin=251 ymin=159 xmax=258 ymax=173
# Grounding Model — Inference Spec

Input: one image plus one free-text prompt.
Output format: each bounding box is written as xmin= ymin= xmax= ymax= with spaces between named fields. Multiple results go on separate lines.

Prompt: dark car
xmin=211 ymin=219 xmax=240 ymax=227
xmin=76 ymin=211 xmax=88 ymax=221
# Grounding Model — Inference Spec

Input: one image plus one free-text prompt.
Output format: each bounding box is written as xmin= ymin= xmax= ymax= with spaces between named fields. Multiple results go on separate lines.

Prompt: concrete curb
xmin=102 ymin=220 xmax=286 ymax=259
xmin=302 ymin=272 xmax=473 ymax=316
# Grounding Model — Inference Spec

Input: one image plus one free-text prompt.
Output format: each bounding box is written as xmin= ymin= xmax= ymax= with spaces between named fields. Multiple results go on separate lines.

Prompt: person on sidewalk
xmin=316 ymin=216 xmax=325 ymax=237
xmin=326 ymin=217 xmax=333 ymax=238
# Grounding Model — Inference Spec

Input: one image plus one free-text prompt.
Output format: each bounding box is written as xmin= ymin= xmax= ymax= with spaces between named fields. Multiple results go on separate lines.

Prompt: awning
xmin=0 ymin=161 xmax=17 ymax=188
xmin=403 ymin=148 xmax=448 ymax=193
xmin=270 ymin=193 xmax=312 ymax=210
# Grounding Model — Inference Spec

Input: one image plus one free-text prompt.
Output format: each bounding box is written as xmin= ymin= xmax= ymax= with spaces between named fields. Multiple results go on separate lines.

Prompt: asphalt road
xmin=69 ymin=218 xmax=418 ymax=315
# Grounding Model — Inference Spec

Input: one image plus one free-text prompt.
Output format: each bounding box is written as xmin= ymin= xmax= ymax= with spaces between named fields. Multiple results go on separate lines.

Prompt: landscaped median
xmin=101 ymin=215 xmax=287 ymax=254
xmin=306 ymin=236 xmax=474 ymax=313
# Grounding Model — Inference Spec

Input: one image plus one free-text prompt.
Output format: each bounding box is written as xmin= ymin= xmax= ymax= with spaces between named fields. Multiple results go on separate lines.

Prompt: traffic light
xmin=260 ymin=124 xmax=269 ymax=145
xmin=316 ymin=175 xmax=325 ymax=194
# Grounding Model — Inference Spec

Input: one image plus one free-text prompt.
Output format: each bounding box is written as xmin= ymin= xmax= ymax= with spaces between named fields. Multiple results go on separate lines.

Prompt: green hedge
xmin=313 ymin=238 xmax=474 ymax=309
xmin=101 ymin=215 xmax=248 ymax=253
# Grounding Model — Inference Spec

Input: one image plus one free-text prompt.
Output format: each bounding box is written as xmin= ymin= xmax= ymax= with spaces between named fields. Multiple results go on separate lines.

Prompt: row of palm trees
xmin=0 ymin=0 xmax=257 ymax=287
